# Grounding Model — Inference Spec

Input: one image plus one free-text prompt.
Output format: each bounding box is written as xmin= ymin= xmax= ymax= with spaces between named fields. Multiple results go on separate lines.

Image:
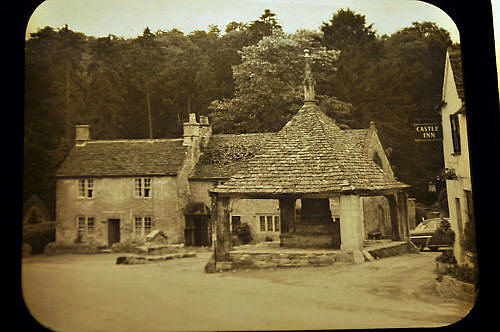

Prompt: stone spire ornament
xmin=303 ymin=49 xmax=316 ymax=103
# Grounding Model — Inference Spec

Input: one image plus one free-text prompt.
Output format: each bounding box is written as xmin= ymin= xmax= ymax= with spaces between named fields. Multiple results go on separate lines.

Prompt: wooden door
xmin=108 ymin=219 xmax=120 ymax=246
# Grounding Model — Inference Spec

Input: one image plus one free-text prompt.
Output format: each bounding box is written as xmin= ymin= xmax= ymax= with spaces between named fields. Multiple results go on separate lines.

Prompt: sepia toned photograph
xmin=22 ymin=0 xmax=489 ymax=330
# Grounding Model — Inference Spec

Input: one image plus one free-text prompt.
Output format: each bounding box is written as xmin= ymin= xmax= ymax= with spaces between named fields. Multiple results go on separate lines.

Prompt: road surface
xmin=21 ymin=251 xmax=475 ymax=331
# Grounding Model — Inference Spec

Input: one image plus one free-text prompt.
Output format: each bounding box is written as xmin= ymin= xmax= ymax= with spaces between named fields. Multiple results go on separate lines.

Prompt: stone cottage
xmin=54 ymin=114 xmax=287 ymax=248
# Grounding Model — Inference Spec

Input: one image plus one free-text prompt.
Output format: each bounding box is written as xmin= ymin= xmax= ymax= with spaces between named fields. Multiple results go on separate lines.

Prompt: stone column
xmin=397 ymin=191 xmax=409 ymax=241
xmin=339 ymin=194 xmax=365 ymax=263
xmin=214 ymin=195 xmax=231 ymax=261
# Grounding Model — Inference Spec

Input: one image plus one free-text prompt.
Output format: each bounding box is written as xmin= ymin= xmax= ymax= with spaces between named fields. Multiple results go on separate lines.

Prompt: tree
xmin=208 ymin=31 xmax=341 ymax=133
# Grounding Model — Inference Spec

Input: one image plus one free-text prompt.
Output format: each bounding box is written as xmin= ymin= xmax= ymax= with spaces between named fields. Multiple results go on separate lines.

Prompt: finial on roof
xmin=303 ymin=49 xmax=316 ymax=103
xmin=369 ymin=121 xmax=377 ymax=132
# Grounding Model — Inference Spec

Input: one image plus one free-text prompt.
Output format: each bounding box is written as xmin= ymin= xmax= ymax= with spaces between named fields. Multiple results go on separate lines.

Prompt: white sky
xmin=26 ymin=0 xmax=461 ymax=41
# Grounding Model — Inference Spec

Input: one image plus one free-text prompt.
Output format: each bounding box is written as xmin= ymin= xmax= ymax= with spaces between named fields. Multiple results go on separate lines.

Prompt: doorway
xmin=108 ymin=219 xmax=120 ymax=246
xmin=185 ymin=215 xmax=211 ymax=246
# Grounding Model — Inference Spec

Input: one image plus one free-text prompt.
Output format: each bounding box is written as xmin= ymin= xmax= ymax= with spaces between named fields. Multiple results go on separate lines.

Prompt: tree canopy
xmin=24 ymin=9 xmax=454 ymax=216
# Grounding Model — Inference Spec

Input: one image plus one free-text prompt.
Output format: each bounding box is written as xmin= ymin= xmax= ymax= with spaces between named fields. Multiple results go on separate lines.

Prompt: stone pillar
xmin=279 ymin=198 xmax=296 ymax=234
xmin=407 ymin=197 xmax=416 ymax=230
xmin=397 ymin=191 xmax=409 ymax=241
xmin=214 ymin=195 xmax=231 ymax=261
xmin=339 ymin=194 xmax=365 ymax=263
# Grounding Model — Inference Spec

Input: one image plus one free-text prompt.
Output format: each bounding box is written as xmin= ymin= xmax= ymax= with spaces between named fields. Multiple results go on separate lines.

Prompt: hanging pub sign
xmin=414 ymin=119 xmax=442 ymax=142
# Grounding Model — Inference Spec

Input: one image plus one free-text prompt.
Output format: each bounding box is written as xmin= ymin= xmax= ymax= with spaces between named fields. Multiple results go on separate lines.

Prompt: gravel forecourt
xmin=21 ymin=250 xmax=475 ymax=331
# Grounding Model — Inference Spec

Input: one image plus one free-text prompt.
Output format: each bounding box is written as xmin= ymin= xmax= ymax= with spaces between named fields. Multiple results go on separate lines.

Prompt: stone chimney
xmin=183 ymin=113 xmax=200 ymax=146
xmin=199 ymin=115 xmax=212 ymax=148
xmin=75 ymin=124 xmax=90 ymax=146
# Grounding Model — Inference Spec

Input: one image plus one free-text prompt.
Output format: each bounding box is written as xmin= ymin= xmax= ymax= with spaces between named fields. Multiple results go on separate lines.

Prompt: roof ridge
xmin=87 ymin=138 xmax=183 ymax=144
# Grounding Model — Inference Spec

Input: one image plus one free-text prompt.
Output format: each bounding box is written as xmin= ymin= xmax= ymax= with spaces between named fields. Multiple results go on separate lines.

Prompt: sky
xmin=26 ymin=0 xmax=461 ymax=41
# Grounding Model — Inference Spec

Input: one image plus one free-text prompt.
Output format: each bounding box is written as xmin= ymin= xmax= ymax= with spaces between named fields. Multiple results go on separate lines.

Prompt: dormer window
xmin=78 ymin=179 xmax=94 ymax=198
xmin=135 ymin=178 xmax=152 ymax=198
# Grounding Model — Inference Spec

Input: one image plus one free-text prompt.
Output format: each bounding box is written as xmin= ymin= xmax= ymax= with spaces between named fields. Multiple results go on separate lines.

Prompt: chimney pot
xmin=75 ymin=124 xmax=90 ymax=146
xmin=189 ymin=113 xmax=197 ymax=123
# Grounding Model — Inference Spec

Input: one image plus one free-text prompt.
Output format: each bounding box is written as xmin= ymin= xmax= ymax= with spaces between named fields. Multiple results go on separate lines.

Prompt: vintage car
xmin=410 ymin=218 xmax=454 ymax=251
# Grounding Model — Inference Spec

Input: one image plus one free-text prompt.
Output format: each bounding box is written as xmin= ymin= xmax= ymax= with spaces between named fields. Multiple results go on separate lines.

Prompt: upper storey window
xmin=135 ymin=178 xmax=152 ymax=198
xmin=450 ymin=114 xmax=461 ymax=155
xmin=78 ymin=179 xmax=94 ymax=198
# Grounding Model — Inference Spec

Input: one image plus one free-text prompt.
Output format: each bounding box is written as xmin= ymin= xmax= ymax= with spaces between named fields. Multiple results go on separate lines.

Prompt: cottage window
xmin=450 ymin=114 xmax=461 ymax=154
xmin=259 ymin=215 xmax=280 ymax=232
xmin=77 ymin=217 xmax=86 ymax=235
xmin=87 ymin=217 xmax=95 ymax=234
xmin=77 ymin=216 xmax=95 ymax=235
xmin=78 ymin=179 xmax=94 ymax=198
xmin=260 ymin=216 xmax=266 ymax=231
xmin=231 ymin=216 xmax=241 ymax=231
xmin=135 ymin=178 xmax=152 ymax=198
xmin=267 ymin=216 xmax=273 ymax=231
xmin=134 ymin=216 xmax=153 ymax=236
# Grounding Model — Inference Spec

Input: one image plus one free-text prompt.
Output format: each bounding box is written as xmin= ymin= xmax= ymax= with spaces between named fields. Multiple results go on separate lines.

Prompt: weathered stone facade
xmin=55 ymin=176 xmax=185 ymax=246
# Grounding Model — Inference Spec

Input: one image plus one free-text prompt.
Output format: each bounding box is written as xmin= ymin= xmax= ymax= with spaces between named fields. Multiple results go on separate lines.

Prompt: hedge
xmin=22 ymin=222 xmax=56 ymax=255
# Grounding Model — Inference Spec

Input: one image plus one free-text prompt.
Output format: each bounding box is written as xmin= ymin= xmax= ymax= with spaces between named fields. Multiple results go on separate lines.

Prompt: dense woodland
xmin=24 ymin=9 xmax=454 ymax=218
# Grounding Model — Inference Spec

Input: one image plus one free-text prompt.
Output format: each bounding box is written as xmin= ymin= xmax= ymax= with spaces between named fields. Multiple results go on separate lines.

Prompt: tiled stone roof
xmin=448 ymin=46 xmax=464 ymax=100
xmin=190 ymin=133 xmax=276 ymax=180
xmin=211 ymin=102 xmax=407 ymax=195
xmin=56 ymin=139 xmax=188 ymax=177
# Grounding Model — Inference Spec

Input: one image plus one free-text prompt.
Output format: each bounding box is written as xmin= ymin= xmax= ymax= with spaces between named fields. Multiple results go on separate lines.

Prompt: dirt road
xmin=21 ymin=251 xmax=474 ymax=331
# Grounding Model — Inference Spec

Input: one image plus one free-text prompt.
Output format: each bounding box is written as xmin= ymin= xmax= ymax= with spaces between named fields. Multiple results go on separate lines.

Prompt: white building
xmin=440 ymin=46 xmax=475 ymax=265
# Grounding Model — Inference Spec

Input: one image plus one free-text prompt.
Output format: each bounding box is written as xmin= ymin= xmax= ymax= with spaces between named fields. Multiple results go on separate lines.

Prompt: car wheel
xmin=420 ymin=245 xmax=425 ymax=251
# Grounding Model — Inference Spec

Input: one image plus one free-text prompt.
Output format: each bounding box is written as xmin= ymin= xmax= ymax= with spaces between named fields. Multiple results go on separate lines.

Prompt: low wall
xmin=44 ymin=242 xmax=100 ymax=255
xmin=210 ymin=250 xmax=354 ymax=272
xmin=367 ymin=242 xmax=418 ymax=259
xmin=280 ymin=233 xmax=335 ymax=249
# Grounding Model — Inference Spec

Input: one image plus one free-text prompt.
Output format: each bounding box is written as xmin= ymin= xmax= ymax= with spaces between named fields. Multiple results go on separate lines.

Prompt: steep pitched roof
xmin=190 ymin=133 xmax=276 ymax=180
xmin=211 ymin=102 xmax=407 ymax=195
xmin=448 ymin=46 xmax=464 ymax=100
xmin=56 ymin=139 xmax=188 ymax=177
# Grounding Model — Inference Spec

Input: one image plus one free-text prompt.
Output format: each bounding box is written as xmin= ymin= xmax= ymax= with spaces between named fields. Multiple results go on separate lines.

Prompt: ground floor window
xmin=231 ymin=215 xmax=241 ymax=231
xmin=134 ymin=216 xmax=153 ymax=237
xmin=259 ymin=215 xmax=280 ymax=232
xmin=76 ymin=216 xmax=95 ymax=235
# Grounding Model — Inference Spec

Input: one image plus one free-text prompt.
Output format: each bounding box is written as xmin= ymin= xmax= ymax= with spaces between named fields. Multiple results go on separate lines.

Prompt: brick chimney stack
xmin=75 ymin=124 xmax=90 ymax=146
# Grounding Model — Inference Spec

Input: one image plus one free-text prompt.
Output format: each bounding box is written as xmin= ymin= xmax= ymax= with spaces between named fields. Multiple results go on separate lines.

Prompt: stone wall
xmin=55 ymin=176 xmax=184 ymax=246
xmin=212 ymin=250 xmax=355 ymax=272
xmin=362 ymin=196 xmax=391 ymax=237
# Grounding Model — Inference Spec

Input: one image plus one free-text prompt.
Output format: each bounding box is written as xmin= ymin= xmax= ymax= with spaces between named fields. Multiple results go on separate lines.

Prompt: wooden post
xmin=279 ymin=198 xmax=296 ymax=234
xmin=214 ymin=195 xmax=231 ymax=261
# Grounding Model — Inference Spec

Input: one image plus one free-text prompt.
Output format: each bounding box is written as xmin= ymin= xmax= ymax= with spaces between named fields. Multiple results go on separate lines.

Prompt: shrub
xmin=429 ymin=218 xmax=455 ymax=247
xmin=23 ymin=222 xmax=56 ymax=254
xmin=234 ymin=223 xmax=252 ymax=244
xmin=436 ymin=250 xmax=457 ymax=264
xmin=446 ymin=264 xmax=478 ymax=284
